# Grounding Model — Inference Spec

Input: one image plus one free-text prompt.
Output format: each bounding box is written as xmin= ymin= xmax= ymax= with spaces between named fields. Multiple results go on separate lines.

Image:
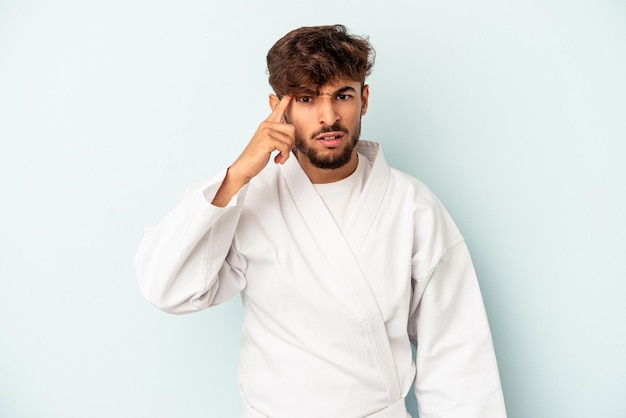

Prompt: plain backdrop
xmin=1 ymin=0 xmax=625 ymax=417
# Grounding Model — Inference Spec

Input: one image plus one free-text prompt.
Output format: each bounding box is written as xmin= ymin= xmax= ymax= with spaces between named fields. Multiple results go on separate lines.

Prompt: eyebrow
xmin=308 ymin=86 xmax=357 ymax=97
xmin=291 ymin=85 xmax=358 ymax=98
xmin=332 ymin=86 xmax=357 ymax=95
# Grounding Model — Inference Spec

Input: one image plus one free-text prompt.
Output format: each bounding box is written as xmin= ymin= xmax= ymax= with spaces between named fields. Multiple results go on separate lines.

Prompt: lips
xmin=316 ymin=132 xmax=344 ymax=148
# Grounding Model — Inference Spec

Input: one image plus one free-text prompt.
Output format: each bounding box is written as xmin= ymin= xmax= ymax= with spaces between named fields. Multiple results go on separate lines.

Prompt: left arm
xmin=409 ymin=240 xmax=507 ymax=418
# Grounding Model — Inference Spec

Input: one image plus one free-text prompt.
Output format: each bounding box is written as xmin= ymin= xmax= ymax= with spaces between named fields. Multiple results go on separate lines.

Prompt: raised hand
xmin=211 ymin=95 xmax=294 ymax=207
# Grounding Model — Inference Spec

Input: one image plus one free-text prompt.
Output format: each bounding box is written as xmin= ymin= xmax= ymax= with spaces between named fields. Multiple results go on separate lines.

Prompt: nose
xmin=317 ymin=98 xmax=340 ymax=126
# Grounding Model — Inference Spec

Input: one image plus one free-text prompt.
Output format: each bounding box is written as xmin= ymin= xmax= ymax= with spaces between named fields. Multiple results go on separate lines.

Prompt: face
xmin=276 ymin=80 xmax=369 ymax=170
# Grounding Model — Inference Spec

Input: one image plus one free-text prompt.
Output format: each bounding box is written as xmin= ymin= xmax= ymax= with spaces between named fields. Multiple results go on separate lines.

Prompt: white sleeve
xmin=409 ymin=241 xmax=507 ymax=417
xmin=134 ymin=169 xmax=248 ymax=314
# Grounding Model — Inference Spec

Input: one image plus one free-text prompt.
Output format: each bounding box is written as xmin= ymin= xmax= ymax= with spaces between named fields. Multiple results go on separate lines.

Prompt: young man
xmin=135 ymin=25 xmax=506 ymax=418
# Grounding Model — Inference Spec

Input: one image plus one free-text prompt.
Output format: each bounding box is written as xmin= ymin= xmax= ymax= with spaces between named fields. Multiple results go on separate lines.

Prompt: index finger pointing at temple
xmin=266 ymin=95 xmax=292 ymax=123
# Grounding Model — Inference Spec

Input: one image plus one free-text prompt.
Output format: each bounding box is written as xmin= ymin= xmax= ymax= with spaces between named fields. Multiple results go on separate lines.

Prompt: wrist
xmin=224 ymin=164 xmax=251 ymax=188
xmin=211 ymin=165 xmax=249 ymax=208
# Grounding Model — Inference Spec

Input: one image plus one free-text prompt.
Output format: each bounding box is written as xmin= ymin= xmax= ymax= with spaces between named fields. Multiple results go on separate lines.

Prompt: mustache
xmin=310 ymin=123 xmax=349 ymax=140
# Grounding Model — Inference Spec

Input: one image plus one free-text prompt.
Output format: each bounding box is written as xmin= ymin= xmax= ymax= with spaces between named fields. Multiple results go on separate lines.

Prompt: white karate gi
xmin=135 ymin=141 xmax=507 ymax=418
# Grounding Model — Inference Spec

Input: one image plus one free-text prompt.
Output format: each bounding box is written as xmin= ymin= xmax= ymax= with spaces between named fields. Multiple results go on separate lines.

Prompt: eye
xmin=298 ymin=96 xmax=314 ymax=103
xmin=336 ymin=94 xmax=352 ymax=101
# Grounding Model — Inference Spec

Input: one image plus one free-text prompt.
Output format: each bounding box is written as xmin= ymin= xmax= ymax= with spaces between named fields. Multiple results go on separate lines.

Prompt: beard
xmin=294 ymin=120 xmax=361 ymax=170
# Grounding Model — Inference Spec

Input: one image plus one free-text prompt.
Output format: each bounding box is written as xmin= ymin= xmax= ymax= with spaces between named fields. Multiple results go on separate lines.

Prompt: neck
xmin=295 ymin=150 xmax=359 ymax=184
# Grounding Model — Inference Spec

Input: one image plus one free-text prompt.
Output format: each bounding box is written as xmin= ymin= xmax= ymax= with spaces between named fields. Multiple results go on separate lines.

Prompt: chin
xmin=306 ymin=140 xmax=357 ymax=170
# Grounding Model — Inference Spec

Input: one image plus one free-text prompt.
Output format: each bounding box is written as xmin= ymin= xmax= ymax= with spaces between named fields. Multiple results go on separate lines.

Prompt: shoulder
xmin=251 ymin=159 xmax=282 ymax=186
xmin=387 ymin=167 xmax=442 ymax=209
xmin=240 ymin=160 xmax=283 ymax=207
xmin=361 ymin=140 xmax=441 ymax=207
xmin=385 ymin=166 xmax=465 ymax=256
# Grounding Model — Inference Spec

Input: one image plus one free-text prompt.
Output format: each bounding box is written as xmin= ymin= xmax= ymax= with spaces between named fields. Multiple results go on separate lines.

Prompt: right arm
xmin=134 ymin=173 xmax=247 ymax=314
xmin=134 ymin=95 xmax=294 ymax=314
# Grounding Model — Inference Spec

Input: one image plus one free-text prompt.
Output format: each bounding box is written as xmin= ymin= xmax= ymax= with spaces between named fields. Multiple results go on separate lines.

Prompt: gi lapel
xmin=279 ymin=142 xmax=400 ymax=403
xmin=343 ymin=141 xmax=391 ymax=254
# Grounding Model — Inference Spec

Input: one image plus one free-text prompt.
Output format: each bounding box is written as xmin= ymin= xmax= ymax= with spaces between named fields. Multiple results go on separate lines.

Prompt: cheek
xmin=345 ymin=107 xmax=363 ymax=125
xmin=287 ymin=111 xmax=316 ymax=133
xmin=287 ymin=120 xmax=308 ymax=140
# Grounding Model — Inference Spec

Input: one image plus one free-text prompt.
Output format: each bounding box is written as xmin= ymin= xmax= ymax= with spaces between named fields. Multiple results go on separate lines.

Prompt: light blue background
xmin=1 ymin=0 xmax=625 ymax=417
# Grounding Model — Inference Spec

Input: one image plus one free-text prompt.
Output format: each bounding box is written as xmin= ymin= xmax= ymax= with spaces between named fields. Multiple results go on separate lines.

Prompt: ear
xmin=269 ymin=94 xmax=280 ymax=111
xmin=360 ymin=84 xmax=369 ymax=116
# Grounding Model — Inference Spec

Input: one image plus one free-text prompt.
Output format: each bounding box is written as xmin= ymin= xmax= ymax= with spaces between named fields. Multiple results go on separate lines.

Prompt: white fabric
xmin=314 ymin=152 xmax=371 ymax=230
xmin=243 ymin=396 xmax=409 ymax=418
xmin=135 ymin=140 xmax=507 ymax=418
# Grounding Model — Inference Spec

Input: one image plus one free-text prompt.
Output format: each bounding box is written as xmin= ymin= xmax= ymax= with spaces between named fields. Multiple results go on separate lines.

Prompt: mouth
xmin=315 ymin=132 xmax=345 ymax=148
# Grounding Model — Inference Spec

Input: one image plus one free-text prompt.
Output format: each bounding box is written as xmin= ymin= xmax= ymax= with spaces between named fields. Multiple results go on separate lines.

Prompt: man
xmin=135 ymin=25 xmax=506 ymax=418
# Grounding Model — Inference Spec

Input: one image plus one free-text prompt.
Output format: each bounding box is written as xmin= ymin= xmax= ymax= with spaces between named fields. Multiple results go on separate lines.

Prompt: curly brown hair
xmin=266 ymin=24 xmax=375 ymax=97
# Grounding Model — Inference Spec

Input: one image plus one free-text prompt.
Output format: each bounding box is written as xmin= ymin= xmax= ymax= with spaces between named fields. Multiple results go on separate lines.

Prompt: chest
xmin=234 ymin=189 xmax=415 ymax=326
